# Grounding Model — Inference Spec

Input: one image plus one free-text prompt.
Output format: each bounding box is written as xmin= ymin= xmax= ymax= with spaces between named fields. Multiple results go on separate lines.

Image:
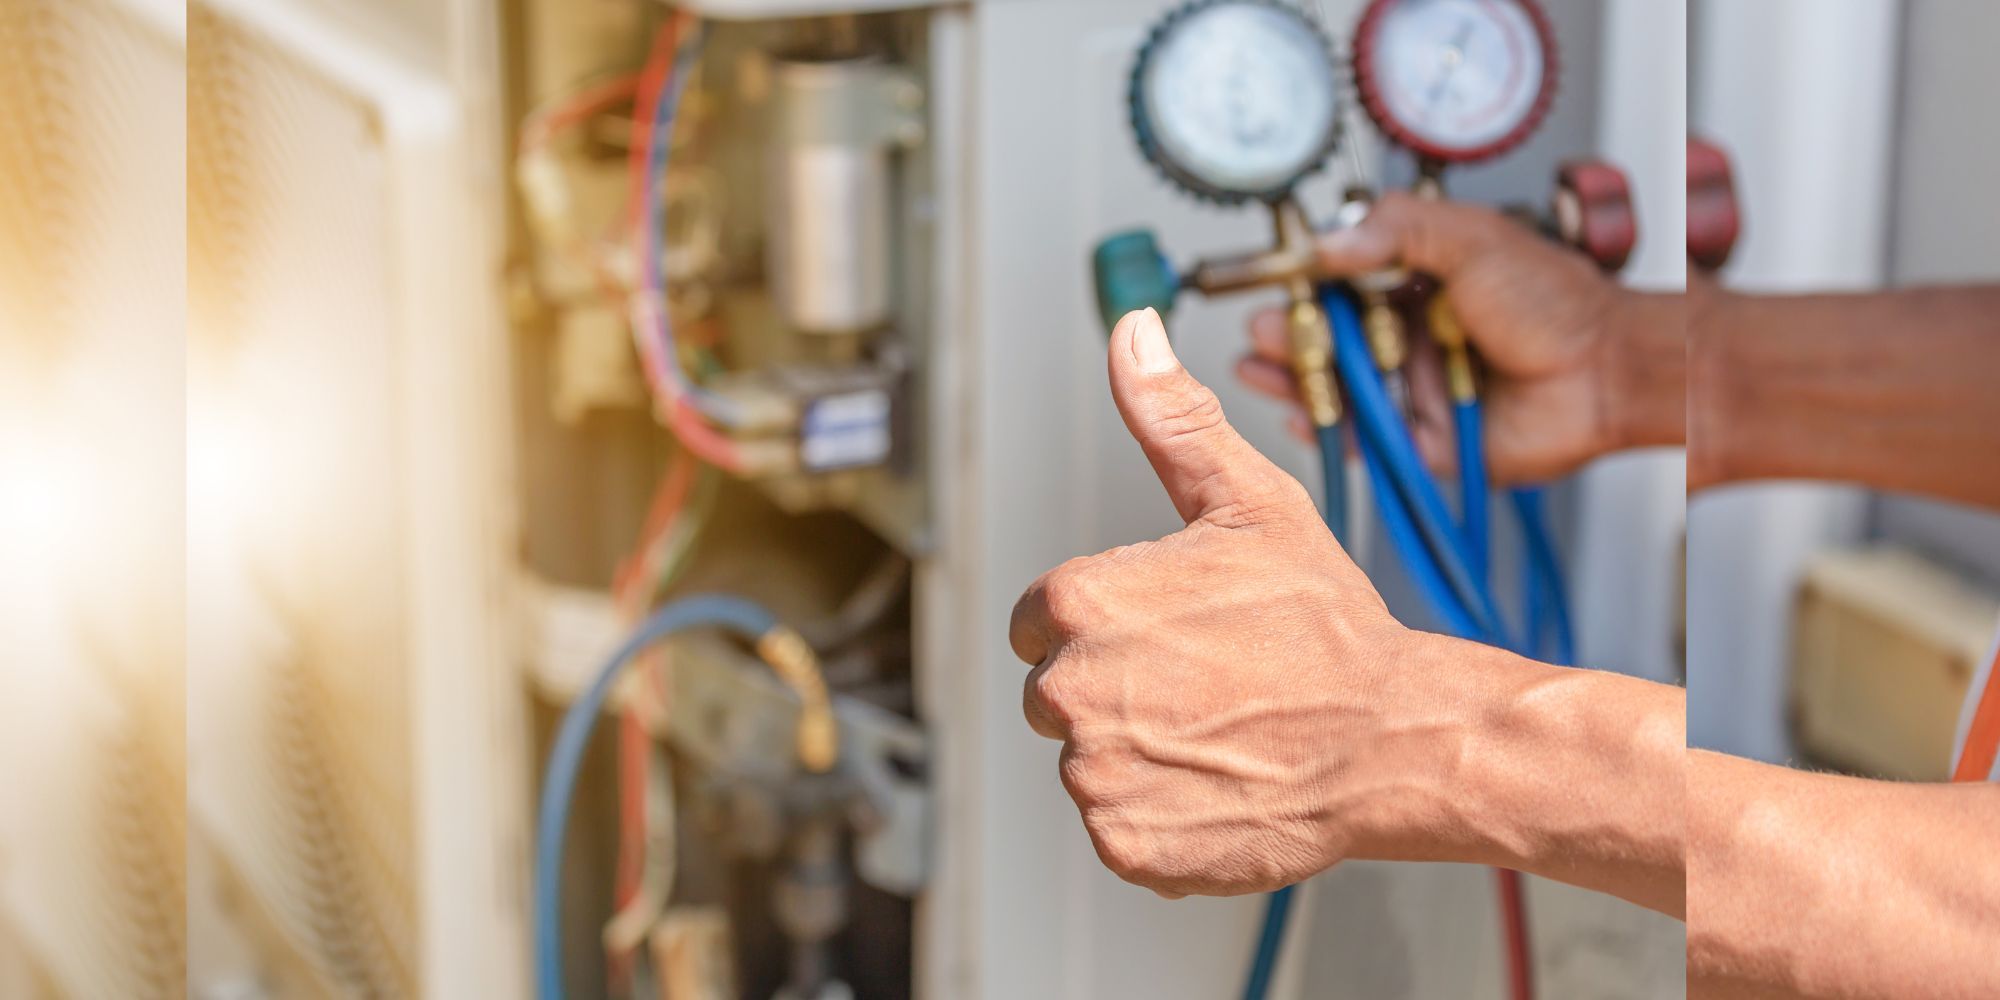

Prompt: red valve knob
xmin=1687 ymin=137 xmax=1740 ymax=272
xmin=1553 ymin=159 xmax=1637 ymax=273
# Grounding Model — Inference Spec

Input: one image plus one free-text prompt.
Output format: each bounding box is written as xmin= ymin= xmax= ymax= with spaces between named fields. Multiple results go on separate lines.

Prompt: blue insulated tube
xmin=1323 ymin=288 xmax=1504 ymax=643
xmin=535 ymin=594 xmax=782 ymax=1000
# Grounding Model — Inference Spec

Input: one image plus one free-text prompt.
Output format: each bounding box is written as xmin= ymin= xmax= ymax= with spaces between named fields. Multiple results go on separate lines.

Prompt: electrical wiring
xmin=519 ymin=73 xmax=641 ymax=158
xmin=515 ymin=72 xmax=648 ymax=305
xmin=605 ymin=450 xmax=721 ymax=989
xmin=628 ymin=18 xmax=750 ymax=436
xmin=535 ymin=594 xmax=785 ymax=1000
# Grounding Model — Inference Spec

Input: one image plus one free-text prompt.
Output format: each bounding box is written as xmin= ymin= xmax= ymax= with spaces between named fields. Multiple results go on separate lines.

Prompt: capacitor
xmin=766 ymin=54 xmax=923 ymax=337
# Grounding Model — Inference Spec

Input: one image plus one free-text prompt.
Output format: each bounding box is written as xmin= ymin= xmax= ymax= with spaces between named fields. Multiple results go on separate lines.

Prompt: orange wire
xmin=517 ymin=74 xmax=641 ymax=157
xmin=1953 ymin=645 xmax=2000 ymax=782
xmin=608 ymin=437 xmax=701 ymax=989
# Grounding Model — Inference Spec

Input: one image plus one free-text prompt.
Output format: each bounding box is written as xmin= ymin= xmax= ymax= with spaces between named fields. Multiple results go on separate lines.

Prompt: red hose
xmin=1494 ymin=868 xmax=1535 ymax=1000
xmin=1952 ymin=645 xmax=2000 ymax=783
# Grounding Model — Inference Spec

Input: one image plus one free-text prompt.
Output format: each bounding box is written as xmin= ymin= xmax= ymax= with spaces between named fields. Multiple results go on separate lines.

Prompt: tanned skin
xmin=1014 ymin=192 xmax=1999 ymax=998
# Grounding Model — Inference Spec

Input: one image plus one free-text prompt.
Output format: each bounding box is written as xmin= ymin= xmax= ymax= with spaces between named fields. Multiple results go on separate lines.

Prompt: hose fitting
xmin=757 ymin=625 xmax=839 ymax=773
xmin=1362 ymin=293 xmax=1407 ymax=372
xmin=1286 ymin=288 xmax=1343 ymax=428
xmin=1427 ymin=296 xmax=1478 ymax=404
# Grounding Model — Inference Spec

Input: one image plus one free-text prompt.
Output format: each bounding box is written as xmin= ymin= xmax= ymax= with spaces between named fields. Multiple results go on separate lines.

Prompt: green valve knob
xmin=1091 ymin=230 xmax=1179 ymax=337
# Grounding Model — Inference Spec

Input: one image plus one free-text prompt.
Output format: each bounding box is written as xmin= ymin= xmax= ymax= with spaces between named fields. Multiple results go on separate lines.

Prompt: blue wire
xmin=638 ymin=26 xmax=741 ymax=427
xmin=1324 ymin=288 xmax=1505 ymax=643
xmin=534 ymin=594 xmax=781 ymax=1000
xmin=1455 ymin=401 xmax=1490 ymax=588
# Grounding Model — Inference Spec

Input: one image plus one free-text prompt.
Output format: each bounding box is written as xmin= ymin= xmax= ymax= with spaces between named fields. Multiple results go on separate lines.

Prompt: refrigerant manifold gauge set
xmin=1093 ymin=5 xmax=1636 ymax=1000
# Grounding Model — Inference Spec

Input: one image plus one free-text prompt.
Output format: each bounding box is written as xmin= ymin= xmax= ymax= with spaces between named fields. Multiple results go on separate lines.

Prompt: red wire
xmin=625 ymin=16 xmax=687 ymax=240
xmin=1495 ymin=868 xmax=1535 ymax=1000
xmin=1953 ymin=645 xmax=2000 ymax=783
xmin=609 ymin=452 xmax=700 ymax=987
xmin=517 ymin=74 xmax=642 ymax=157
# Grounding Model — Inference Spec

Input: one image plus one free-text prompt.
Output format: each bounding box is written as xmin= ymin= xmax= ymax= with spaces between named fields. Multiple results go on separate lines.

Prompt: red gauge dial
xmin=1353 ymin=0 xmax=1559 ymax=165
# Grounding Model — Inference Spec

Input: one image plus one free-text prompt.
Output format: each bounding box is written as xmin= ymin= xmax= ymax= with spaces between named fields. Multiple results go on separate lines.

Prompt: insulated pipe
xmin=534 ymin=595 xmax=805 ymax=1000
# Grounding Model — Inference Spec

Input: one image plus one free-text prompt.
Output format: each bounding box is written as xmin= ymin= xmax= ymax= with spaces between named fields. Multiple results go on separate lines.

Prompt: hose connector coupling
xmin=1286 ymin=292 xmax=1342 ymax=429
xmin=1362 ymin=292 xmax=1407 ymax=372
xmin=1427 ymin=295 xmax=1478 ymax=404
xmin=757 ymin=625 xmax=839 ymax=773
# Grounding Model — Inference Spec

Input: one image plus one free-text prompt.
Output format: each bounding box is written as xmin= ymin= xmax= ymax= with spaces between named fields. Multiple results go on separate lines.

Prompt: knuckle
xmin=1057 ymin=746 xmax=1092 ymax=799
xmin=1088 ymin=822 xmax=1157 ymax=884
xmin=1031 ymin=667 xmax=1073 ymax=719
xmin=1040 ymin=561 xmax=1106 ymax=634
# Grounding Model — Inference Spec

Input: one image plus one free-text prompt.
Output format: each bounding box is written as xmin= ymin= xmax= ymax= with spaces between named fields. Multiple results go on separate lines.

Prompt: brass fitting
xmin=1427 ymin=295 xmax=1478 ymax=404
xmin=1286 ymin=286 xmax=1342 ymax=429
xmin=1362 ymin=292 xmax=1407 ymax=372
xmin=756 ymin=625 xmax=839 ymax=773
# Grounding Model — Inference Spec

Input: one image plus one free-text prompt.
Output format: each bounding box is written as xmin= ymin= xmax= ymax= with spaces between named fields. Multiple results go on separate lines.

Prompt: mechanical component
xmin=1687 ymin=136 xmax=1741 ymax=272
xmin=758 ymin=625 xmax=839 ymax=773
xmin=1092 ymin=230 xmax=1181 ymax=335
xmin=1129 ymin=0 xmax=1343 ymax=204
xmin=773 ymin=815 xmax=851 ymax=1000
xmin=767 ymin=55 xmax=925 ymax=336
xmin=1553 ymin=159 xmax=1638 ymax=273
xmin=1353 ymin=0 xmax=1559 ymax=165
xmin=662 ymin=630 xmax=929 ymax=897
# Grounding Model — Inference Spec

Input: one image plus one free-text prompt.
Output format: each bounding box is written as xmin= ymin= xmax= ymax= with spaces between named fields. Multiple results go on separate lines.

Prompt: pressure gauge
xmin=1353 ymin=0 xmax=1557 ymax=164
xmin=1130 ymin=0 xmax=1344 ymax=204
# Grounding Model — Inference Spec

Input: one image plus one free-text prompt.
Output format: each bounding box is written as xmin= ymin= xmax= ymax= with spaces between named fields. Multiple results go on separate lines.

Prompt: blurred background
xmin=19 ymin=0 xmax=1690 ymax=996
xmin=6 ymin=0 xmax=1987 ymax=997
xmin=1686 ymin=0 xmax=2000 ymax=782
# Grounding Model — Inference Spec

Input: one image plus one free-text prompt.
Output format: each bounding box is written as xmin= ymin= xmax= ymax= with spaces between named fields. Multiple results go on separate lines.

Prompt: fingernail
xmin=1131 ymin=307 xmax=1178 ymax=374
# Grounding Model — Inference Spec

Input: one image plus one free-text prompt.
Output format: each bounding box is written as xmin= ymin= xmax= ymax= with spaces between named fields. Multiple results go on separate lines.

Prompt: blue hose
xmin=1315 ymin=423 xmax=1349 ymax=547
xmin=1512 ymin=488 xmax=1575 ymax=665
xmin=534 ymin=594 xmax=782 ymax=1000
xmin=1455 ymin=401 xmax=1490 ymax=588
xmin=1242 ymin=885 xmax=1296 ymax=1000
xmin=1324 ymin=289 xmax=1505 ymax=642
xmin=1356 ymin=415 xmax=1482 ymax=637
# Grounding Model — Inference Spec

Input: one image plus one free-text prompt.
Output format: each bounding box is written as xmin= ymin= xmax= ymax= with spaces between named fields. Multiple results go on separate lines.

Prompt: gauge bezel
xmin=1351 ymin=0 xmax=1559 ymax=165
xmin=1129 ymin=0 xmax=1346 ymax=205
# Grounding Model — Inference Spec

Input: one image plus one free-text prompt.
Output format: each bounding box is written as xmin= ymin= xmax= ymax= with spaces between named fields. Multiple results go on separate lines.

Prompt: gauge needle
xmin=1423 ymin=19 xmax=1478 ymax=118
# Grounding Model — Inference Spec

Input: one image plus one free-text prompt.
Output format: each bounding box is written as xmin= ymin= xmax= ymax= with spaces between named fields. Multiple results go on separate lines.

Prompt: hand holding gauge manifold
xmin=1238 ymin=192 xmax=1636 ymax=485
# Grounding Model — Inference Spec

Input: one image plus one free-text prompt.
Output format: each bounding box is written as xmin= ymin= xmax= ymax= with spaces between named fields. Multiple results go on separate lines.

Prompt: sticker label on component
xmin=802 ymin=390 xmax=892 ymax=471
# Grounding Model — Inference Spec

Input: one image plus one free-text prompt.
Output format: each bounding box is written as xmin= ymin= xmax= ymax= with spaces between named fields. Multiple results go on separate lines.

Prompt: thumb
xmin=1108 ymin=308 xmax=1299 ymax=527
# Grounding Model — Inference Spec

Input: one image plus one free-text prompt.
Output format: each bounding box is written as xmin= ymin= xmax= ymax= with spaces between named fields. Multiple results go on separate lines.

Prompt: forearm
xmin=1688 ymin=750 xmax=2000 ymax=999
xmin=1358 ymin=634 xmax=1687 ymax=917
xmin=1689 ymin=284 xmax=2000 ymax=508
xmin=1608 ymin=289 xmax=1690 ymax=452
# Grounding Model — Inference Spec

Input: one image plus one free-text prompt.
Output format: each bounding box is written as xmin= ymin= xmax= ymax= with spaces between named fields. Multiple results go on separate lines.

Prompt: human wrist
xmin=1599 ymin=289 xmax=1689 ymax=455
xmin=1335 ymin=630 xmax=1552 ymax=866
xmin=1687 ymin=281 xmax=1742 ymax=492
